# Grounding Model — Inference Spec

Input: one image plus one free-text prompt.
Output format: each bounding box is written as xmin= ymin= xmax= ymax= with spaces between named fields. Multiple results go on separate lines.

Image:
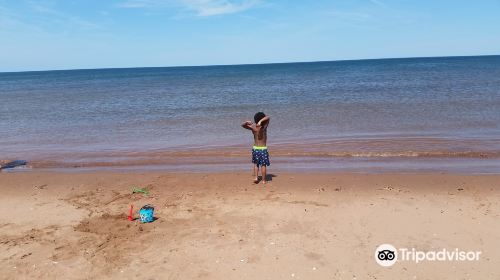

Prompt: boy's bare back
xmin=242 ymin=117 xmax=269 ymax=145
xmin=251 ymin=120 xmax=269 ymax=146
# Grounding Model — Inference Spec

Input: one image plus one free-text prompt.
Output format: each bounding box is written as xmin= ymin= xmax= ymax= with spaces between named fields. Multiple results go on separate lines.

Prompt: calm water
xmin=1 ymin=56 xmax=500 ymax=172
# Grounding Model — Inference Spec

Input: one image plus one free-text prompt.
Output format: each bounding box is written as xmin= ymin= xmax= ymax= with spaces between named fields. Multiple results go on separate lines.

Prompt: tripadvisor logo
xmin=375 ymin=244 xmax=481 ymax=267
xmin=375 ymin=244 xmax=397 ymax=267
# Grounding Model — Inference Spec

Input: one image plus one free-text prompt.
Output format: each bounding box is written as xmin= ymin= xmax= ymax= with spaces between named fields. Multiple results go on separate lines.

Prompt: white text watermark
xmin=375 ymin=244 xmax=482 ymax=267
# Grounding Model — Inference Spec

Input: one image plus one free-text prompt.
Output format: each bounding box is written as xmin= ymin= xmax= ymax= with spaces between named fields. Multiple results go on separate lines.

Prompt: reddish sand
xmin=1 ymin=171 xmax=499 ymax=279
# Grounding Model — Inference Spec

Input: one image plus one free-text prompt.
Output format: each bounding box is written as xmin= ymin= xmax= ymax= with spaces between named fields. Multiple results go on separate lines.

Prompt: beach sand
xmin=1 ymin=171 xmax=499 ymax=279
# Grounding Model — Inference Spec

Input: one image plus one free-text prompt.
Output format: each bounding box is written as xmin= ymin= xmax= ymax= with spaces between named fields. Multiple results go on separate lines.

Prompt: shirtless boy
xmin=241 ymin=112 xmax=270 ymax=184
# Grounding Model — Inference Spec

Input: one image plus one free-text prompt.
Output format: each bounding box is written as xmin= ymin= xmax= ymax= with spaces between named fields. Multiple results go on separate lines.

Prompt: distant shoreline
xmin=1 ymin=54 xmax=499 ymax=74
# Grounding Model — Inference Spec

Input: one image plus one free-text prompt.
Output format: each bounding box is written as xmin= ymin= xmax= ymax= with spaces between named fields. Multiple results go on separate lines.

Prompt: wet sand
xmin=1 ymin=172 xmax=499 ymax=279
xmin=17 ymin=137 xmax=500 ymax=165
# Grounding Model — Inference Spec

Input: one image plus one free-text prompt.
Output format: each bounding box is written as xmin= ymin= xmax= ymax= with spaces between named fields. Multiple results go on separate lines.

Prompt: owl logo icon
xmin=375 ymin=244 xmax=397 ymax=267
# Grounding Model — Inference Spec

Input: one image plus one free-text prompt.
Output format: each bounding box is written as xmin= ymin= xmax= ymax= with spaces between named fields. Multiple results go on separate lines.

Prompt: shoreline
xmin=3 ymin=156 xmax=499 ymax=174
xmin=4 ymin=165 xmax=500 ymax=175
xmin=1 ymin=171 xmax=499 ymax=279
xmin=3 ymin=135 xmax=499 ymax=174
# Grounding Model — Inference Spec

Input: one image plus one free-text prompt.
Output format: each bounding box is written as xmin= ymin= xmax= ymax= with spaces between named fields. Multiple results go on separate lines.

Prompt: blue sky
xmin=0 ymin=0 xmax=499 ymax=72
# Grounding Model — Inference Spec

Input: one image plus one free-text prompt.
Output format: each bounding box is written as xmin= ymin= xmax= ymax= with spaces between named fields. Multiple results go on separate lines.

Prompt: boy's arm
xmin=241 ymin=121 xmax=253 ymax=130
xmin=257 ymin=116 xmax=270 ymax=127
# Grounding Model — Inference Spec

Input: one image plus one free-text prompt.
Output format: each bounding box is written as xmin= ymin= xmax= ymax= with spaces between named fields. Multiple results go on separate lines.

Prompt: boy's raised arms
xmin=241 ymin=121 xmax=254 ymax=130
xmin=257 ymin=116 xmax=270 ymax=127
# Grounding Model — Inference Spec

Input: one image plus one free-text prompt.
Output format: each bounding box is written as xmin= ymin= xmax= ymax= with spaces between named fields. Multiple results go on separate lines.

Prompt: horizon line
xmin=1 ymin=54 xmax=499 ymax=74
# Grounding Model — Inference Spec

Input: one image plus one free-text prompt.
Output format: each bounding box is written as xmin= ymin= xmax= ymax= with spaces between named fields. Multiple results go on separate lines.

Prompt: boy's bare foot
xmin=253 ymin=177 xmax=260 ymax=184
xmin=262 ymin=180 xmax=267 ymax=184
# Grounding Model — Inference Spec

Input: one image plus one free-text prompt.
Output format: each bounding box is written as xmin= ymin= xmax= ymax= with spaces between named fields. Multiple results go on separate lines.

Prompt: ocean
xmin=1 ymin=55 xmax=500 ymax=173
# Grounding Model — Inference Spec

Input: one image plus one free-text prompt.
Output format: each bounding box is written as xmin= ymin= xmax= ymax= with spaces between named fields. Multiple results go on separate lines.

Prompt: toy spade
xmin=127 ymin=205 xmax=134 ymax=221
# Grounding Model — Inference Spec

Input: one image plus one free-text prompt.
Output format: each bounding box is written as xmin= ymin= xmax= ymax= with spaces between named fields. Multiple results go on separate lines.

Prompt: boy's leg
xmin=253 ymin=164 xmax=260 ymax=183
xmin=262 ymin=165 xmax=267 ymax=184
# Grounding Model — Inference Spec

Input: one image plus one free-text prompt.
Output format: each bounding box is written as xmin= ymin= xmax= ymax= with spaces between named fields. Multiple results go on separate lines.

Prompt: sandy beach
xmin=2 ymin=0 xmax=499 ymax=278
xmin=1 ymin=171 xmax=499 ymax=279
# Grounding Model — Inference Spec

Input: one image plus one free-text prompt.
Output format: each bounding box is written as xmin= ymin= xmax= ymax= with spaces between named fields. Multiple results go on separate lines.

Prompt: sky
xmin=0 ymin=0 xmax=499 ymax=72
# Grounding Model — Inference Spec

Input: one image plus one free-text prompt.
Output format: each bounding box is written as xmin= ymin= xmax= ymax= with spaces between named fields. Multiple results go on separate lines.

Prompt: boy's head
xmin=254 ymin=112 xmax=266 ymax=123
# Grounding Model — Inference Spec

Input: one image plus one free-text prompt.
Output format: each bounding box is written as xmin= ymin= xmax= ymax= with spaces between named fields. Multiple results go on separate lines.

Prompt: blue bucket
xmin=139 ymin=205 xmax=154 ymax=223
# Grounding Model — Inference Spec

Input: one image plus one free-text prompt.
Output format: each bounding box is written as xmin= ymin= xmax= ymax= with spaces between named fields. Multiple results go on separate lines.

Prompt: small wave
xmin=273 ymin=151 xmax=498 ymax=158
xmin=27 ymin=150 xmax=499 ymax=170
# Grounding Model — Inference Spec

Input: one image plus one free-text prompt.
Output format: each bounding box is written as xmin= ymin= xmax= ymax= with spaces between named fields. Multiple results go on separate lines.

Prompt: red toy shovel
xmin=127 ymin=205 xmax=134 ymax=221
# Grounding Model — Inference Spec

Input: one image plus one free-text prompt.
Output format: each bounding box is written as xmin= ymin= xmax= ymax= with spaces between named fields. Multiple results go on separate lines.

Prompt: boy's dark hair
xmin=254 ymin=112 xmax=266 ymax=123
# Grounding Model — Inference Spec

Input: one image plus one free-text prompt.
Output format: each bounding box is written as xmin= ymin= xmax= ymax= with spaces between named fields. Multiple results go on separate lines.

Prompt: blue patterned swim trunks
xmin=252 ymin=146 xmax=270 ymax=167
